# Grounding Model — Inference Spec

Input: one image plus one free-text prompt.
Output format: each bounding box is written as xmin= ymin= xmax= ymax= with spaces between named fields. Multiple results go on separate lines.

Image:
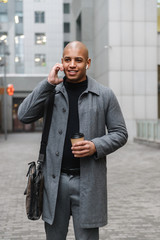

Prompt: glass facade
xmin=15 ymin=0 xmax=23 ymax=13
xmin=15 ymin=0 xmax=24 ymax=73
xmin=15 ymin=35 xmax=24 ymax=73
xmin=0 ymin=33 xmax=8 ymax=70
xmin=157 ymin=0 xmax=160 ymax=32
xmin=0 ymin=2 xmax=8 ymax=22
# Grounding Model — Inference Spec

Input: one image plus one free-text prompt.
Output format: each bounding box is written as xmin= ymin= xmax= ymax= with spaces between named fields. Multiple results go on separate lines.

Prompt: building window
xmin=63 ymin=3 xmax=70 ymax=14
xmin=0 ymin=32 xmax=7 ymax=44
xmin=64 ymin=22 xmax=70 ymax=33
xmin=35 ymin=33 xmax=46 ymax=45
xmin=15 ymin=0 xmax=23 ymax=13
xmin=0 ymin=55 xmax=4 ymax=66
xmin=64 ymin=41 xmax=69 ymax=48
xmin=15 ymin=55 xmax=23 ymax=63
xmin=76 ymin=13 xmax=82 ymax=41
xmin=15 ymin=35 xmax=24 ymax=56
xmin=15 ymin=14 xmax=23 ymax=24
xmin=35 ymin=11 xmax=45 ymax=23
xmin=0 ymin=1 xmax=8 ymax=12
xmin=0 ymin=1 xmax=8 ymax=22
xmin=15 ymin=55 xmax=24 ymax=73
xmin=0 ymin=32 xmax=8 ymax=68
xmin=0 ymin=12 xmax=8 ymax=22
xmin=34 ymin=54 xmax=46 ymax=66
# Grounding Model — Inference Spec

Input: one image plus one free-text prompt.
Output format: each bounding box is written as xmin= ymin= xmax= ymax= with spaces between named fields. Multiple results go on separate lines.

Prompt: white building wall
xmin=107 ymin=0 xmax=157 ymax=139
xmin=23 ymin=0 xmax=63 ymax=74
xmin=71 ymin=0 xmax=158 ymax=140
xmin=93 ymin=0 xmax=109 ymax=85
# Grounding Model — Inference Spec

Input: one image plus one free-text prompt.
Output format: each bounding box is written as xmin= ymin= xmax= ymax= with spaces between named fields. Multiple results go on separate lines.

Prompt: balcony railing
xmin=136 ymin=120 xmax=160 ymax=143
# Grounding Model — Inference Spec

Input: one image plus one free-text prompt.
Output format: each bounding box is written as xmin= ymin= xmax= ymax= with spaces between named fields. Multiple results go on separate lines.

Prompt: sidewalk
xmin=0 ymin=133 xmax=160 ymax=240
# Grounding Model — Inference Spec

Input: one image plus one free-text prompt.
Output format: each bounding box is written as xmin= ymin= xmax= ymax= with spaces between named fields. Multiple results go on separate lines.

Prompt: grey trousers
xmin=45 ymin=173 xmax=99 ymax=240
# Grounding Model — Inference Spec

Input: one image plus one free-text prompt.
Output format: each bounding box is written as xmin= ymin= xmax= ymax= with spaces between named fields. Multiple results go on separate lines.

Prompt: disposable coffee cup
xmin=70 ymin=133 xmax=84 ymax=146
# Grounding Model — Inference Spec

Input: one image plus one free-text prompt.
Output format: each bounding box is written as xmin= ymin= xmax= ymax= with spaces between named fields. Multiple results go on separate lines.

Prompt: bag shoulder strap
xmin=38 ymin=91 xmax=55 ymax=164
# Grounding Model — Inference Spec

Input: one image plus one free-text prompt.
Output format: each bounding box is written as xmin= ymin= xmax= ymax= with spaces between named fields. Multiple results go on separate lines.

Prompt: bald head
xmin=63 ymin=41 xmax=89 ymax=60
xmin=61 ymin=40 xmax=91 ymax=83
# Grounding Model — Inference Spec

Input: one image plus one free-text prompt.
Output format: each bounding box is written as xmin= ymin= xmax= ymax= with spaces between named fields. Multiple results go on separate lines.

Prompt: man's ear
xmin=61 ymin=58 xmax=63 ymax=64
xmin=86 ymin=58 xmax=91 ymax=69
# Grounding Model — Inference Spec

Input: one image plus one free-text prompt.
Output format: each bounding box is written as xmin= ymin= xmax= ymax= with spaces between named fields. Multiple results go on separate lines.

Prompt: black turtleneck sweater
xmin=61 ymin=79 xmax=87 ymax=170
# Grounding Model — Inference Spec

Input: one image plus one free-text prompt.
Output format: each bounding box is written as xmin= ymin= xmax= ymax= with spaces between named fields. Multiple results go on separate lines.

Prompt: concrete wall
xmin=107 ymin=0 xmax=157 ymax=139
xmin=71 ymin=0 xmax=94 ymax=77
xmin=93 ymin=0 xmax=109 ymax=85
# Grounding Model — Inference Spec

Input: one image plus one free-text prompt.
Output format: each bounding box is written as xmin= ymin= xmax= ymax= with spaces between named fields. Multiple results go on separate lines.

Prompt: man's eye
xmin=65 ymin=59 xmax=70 ymax=62
xmin=76 ymin=59 xmax=82 ymax=62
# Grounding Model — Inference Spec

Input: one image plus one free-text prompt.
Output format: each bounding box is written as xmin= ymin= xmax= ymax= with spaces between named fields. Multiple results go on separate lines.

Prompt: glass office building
xmin=0 ymin=0 xmax=63 ymax=132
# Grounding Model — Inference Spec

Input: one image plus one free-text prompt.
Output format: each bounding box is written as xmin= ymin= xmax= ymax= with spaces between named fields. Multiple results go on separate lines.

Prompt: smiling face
xmin=62 ymin=41 xmax=91 ymax=83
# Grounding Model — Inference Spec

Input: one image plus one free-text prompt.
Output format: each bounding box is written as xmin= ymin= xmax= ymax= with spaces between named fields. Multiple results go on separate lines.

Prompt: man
xmin=18 ymin=41 xmax=128 ymax=240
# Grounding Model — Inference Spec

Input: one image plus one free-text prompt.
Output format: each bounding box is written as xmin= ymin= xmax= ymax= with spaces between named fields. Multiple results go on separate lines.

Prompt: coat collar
xmin=55 ymin=75 xmax=100 ymax=96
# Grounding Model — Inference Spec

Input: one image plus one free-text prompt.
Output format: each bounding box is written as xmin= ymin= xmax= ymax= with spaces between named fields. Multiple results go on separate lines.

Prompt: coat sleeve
xmin=18 ymin=79 xmax=55 ymax=124
xmin=91 ymin=88 xmax=128 ymax=158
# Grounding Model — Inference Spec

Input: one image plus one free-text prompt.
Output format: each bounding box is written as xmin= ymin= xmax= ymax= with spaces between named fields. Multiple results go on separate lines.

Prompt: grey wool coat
xmin=18 ymin=76 xmax=128 ymax=228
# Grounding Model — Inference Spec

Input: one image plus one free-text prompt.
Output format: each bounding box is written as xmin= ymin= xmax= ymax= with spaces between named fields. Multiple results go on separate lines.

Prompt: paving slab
xmin=0 ymin=133 xmax=160 ymax=240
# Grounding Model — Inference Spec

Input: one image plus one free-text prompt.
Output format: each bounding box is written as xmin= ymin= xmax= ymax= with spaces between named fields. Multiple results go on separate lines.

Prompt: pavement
xmin=0 ymin=132 xmax=160 ymax=240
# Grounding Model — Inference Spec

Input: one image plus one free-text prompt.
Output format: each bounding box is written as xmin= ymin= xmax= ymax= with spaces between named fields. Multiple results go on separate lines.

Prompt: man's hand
xmin=48 ymin=63 xmax=64 ymax=85
xmin=71 ymin=140 xmax=96 ymax=158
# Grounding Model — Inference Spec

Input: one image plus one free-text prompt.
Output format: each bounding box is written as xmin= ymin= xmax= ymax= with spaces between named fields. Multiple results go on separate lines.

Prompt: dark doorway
xmin=12 ymin=97 xmax=43 ymax=132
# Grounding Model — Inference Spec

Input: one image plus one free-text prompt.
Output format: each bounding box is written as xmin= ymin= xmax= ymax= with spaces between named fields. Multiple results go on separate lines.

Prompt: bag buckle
xmin=26 ymin=162 xmax=36 ymax=177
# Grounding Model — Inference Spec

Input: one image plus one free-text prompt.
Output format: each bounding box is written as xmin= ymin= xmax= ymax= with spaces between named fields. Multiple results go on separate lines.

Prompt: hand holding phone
xmin=48 ymin=63 xmax=64 ymax=85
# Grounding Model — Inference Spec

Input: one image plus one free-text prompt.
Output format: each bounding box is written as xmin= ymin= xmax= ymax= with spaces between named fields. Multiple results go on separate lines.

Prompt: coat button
xmin=56 ymin=151 xmax=59 ymax=156
xmin=52 ymin=174 xmax=56 ymax=179
xmin=58 ymin=130 xmax=62 ymax=135
xmin=62 ymin=108 xmax=66 ymax=112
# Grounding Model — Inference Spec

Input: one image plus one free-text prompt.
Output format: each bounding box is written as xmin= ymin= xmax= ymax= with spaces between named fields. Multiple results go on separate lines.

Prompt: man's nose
xmin=69 ymin=60 xmax=76 ymax=67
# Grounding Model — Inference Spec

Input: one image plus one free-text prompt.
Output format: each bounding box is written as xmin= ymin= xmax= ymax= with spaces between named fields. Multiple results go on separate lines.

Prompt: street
xmin=0 ymin=133 xmax=160 ymax=240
